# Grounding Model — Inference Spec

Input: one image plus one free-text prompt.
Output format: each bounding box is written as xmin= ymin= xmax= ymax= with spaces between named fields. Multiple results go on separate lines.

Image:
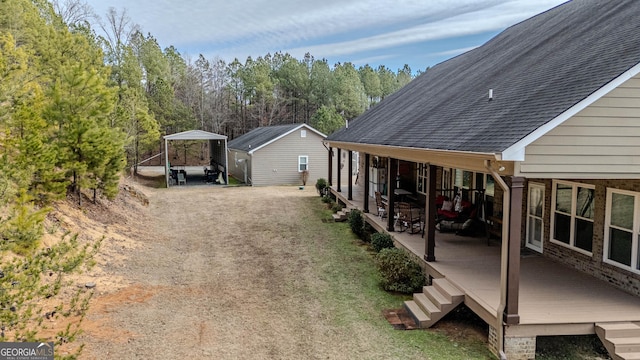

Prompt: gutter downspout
xmin=485 ymin=160 xmax=510 ymax=358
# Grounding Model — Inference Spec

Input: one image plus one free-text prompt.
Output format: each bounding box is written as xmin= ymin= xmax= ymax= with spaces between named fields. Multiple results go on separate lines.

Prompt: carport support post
xmin=336 ymin=148 xmax=342 ymax=192
xmin=363 ymin=154 xmax=370 ymax=213
xmin=387 ymin=158 xmax=397 ymax=232
xmin=424 ymin=164 xmax=437 ymax=262
xmin=348 ymin=150 xmax=353 ymax=200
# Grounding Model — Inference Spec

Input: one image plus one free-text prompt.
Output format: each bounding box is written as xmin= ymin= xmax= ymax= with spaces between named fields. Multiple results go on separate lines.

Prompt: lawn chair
xmin=177 ymin=172 xmax=187 ymax=185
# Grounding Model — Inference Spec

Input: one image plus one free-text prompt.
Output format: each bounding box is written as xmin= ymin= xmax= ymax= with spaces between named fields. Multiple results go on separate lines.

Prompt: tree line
xmin=0 ymin=0 xmax=419 ymax=252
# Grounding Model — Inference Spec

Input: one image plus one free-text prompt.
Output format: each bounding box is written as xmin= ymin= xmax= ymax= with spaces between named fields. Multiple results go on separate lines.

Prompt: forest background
xmin=0 ymin=0 xmax=418 ymax=254
xmin=0 ymin=1 xmax=416 ymax=354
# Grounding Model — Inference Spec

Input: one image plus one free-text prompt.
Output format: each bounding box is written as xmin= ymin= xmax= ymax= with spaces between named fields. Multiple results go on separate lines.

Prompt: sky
xmin=82 ymin=0 xmax=568 ymax=73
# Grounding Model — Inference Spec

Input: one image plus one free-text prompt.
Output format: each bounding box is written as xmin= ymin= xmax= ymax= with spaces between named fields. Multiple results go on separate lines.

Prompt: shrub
xmin=371 ymin=232 xmax=394 ymax=252
xmin=348 ymin=209 xmax=364 ymax=239
xmin=375 ymin=248 xmax=425 ymax=294
xmin=362 ymin=222 xmax=375 ymax=243
xmin=315 ymin=178 xmax=328 ymax=196
xmin=331 ymin=202 xmax=342 ymax=213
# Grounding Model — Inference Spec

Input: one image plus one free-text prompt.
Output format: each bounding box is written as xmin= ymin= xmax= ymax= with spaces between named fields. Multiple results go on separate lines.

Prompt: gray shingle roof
xmin=228 ymin=124 xmax=313 ymax=153
xmin=327 ymin=0 xmax=640 ymax=154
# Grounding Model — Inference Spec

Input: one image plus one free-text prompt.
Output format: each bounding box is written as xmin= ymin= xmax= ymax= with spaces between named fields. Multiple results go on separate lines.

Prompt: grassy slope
xmin=301 ymin=197 xmax=494 ymax=360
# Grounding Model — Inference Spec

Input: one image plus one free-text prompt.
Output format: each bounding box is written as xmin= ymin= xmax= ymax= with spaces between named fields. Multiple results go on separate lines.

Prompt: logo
xmin=0 ymin=342 xmax=54 ymax=360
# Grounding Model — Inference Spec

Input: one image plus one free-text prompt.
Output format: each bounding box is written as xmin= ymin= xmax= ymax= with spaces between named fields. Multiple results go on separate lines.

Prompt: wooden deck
xmin=331 ymin=185 xmax=640 ymax=336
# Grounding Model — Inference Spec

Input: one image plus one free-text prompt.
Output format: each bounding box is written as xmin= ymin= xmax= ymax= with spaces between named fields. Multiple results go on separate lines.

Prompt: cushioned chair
xmin=396 ymin=202 xmax=422 ymax=234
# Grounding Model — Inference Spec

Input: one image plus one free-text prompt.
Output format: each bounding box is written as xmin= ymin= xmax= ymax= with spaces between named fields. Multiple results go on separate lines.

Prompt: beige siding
xmin=519 ymin=74 xmax=640 ymax=178
xmin=250 ymin=129 xmax=327 ymax=186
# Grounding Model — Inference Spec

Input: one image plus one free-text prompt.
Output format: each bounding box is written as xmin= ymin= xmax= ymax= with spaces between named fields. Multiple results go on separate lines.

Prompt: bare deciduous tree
xmin=52 ymin=0 xmax=95 ymax=26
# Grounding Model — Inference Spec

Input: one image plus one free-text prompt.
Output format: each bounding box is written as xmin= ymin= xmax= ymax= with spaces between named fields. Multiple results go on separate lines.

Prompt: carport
xmin=163 ymin=130 xmax=228 ymax=187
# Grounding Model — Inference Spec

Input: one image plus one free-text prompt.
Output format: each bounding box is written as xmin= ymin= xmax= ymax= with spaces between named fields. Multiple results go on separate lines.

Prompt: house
xmin=324 ymin=1 xmax=640 ymax=359
xmin=227 ymin=123 xmax=328 ymax=186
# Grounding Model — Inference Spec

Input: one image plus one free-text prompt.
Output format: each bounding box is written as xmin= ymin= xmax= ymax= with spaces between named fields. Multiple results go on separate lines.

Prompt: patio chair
xmin=177 ymin=172 xmax=187 ymax=185
xmin=375 ymin=191 xmax=388 ymax=219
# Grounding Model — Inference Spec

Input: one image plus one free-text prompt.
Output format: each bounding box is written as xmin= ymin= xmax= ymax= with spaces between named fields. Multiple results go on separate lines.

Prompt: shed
xmin=163 ymin=130 xmax=228 ymax=187
xmin=227 ymin=124 xmax=327 ymax=186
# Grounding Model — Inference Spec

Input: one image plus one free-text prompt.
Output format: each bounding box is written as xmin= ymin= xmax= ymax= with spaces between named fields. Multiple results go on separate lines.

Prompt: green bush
xmin=362 ymin=222 xmax=375 ymax=243
xmin=331 ymin=202 xmax=342 ymax=213
xmin=348 ymin=209 xmax=364 ymax=238
xmin=315 ymin=178 xmax=328 ymax=196
xmin=371 ymin=232 xmax=394 ymax=252
xmin=375 ymin=248 xmax=425 ymax=294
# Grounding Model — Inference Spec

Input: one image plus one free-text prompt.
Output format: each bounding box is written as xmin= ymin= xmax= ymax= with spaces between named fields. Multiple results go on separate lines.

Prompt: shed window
xmin=604 ymin=189 xmax=640 ymax=274
xmin=550 ymin=180 xmax=594 ymax=255
xmin=298 ymin=156 xmax=308 ymax=172
xmin=301 ymin=130 xmax=307 ymax=138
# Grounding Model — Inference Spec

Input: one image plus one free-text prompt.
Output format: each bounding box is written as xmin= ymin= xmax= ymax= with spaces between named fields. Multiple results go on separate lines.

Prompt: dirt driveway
xmin=78 ymin=177 xmax=369 ymax=359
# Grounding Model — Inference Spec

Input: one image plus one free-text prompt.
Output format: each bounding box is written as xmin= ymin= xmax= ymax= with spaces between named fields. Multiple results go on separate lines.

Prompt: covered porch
xmin=330 ymin=184 xmax=640 ymax=355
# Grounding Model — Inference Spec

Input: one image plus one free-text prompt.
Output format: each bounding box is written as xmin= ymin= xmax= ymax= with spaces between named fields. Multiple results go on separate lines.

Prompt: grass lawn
xmin=305 ymin=197 xmax=495 ymax=359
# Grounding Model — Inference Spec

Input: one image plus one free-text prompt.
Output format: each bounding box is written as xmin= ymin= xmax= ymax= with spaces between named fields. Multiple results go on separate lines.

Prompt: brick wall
xmin=504 ymin=336 xmax=536 ymax=360
xmin=488 ymin=325 xmax=499 ymax=358
xmin=529 ymin=179 xmax=640 ymax=297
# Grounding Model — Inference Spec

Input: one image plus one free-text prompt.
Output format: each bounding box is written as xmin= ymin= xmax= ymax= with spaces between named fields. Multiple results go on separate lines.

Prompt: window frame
xmin=526 ymin=182 xmax=545 ymax=253
xmin=549 ymin=180 xmax=595 ymax=256
xmin=416 ymin=163 xmax=428 ymax=195
xmin=604 ymin=188 xmax=640 ymax=274
xmin=298 ymin=155 xmax=308 ymax=172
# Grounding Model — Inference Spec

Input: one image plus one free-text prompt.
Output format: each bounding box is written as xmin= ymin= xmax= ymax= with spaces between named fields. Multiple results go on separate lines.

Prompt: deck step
xmin=611 ymin=338 xmax=640 ymax=353
xmin=332 ymin=213 xmax=347 ymax=222
xmin=414 ymin=293 xmax=440 ymax=316
xmin=617 ymin=352 xmax=640 ymax=360
xmin=404 ymin=277 xmax=465 ymax=328
xmin=597 ymin=323 xmax=640 ymax=338
xmin=432 ymin=277 xmax=464 ymax=303
xmin=403 ymin=300 xmax=430 ymax=328
xmin=332 ymin=207 xmax=354 ymax=222
xmin=596 ymin=322 xmax=640 ymax=360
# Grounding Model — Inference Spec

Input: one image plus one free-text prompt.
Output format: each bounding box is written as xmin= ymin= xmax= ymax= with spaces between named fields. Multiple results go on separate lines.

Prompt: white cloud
xmin=85 ymin=0 xmax=566 ymax=67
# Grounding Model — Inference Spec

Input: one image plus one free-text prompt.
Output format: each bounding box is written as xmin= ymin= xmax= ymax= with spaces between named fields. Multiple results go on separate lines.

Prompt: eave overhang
xmin=325 ymin=140 xmax=514 ymax=175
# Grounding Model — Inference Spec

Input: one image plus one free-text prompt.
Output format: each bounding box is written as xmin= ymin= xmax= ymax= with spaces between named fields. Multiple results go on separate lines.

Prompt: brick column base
xmin=489 ymin=325 xmax=536 ymax=359
xmin=504 ymin=335 xmax=536 ymax=359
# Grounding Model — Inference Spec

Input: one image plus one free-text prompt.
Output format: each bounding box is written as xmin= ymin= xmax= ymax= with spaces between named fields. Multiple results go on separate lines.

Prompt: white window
xmin=550 ymin=181 xmax=594 ymax=255
xmin=526 ymin=183 xmax=545 ymax=253
xmin=604 ymin=189 xmax=640 ymax=274
xmin=416 ymin=163 xmax=428 ymax=195
xmin=298 ymin=155 xmax=308 ymax=172
xmin=301 ymin=130 xmax=307 ymax=138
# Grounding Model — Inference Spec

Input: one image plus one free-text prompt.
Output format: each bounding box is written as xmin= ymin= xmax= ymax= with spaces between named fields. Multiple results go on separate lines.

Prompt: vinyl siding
xmin=250 ymin=129 xmax=327 ymax=186
xmin=519 ymin=74 xmax=640 ymax=178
